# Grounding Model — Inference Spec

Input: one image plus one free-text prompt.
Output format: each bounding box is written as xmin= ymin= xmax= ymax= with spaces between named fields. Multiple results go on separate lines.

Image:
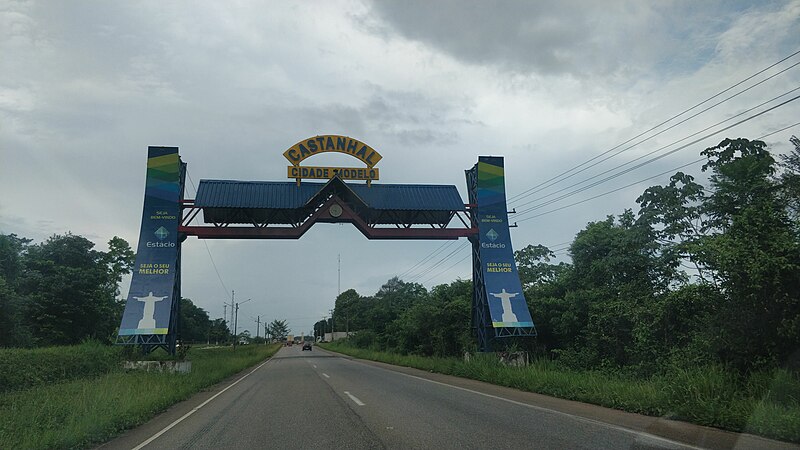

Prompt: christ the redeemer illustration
xmin=134 ymin=292 xmax=168 ymax=329
xmin=489 ymin=289 xmax=519 ymax=322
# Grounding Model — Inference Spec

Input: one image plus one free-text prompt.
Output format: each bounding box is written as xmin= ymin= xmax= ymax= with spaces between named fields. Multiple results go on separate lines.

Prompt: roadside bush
xmin=0 ymin=340 xmax=122 ymax=393
xmin=656 ymin=364 xmax=747 ymax=426
xmin=345 ymin=330 xmax=379 ymax=350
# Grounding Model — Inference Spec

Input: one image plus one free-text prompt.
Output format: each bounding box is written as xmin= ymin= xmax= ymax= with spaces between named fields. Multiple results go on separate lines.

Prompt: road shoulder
xmin=325 ymin=348 xmax=797 ymax=450
xmin=96 ymin=355 xmax=276 ymax=450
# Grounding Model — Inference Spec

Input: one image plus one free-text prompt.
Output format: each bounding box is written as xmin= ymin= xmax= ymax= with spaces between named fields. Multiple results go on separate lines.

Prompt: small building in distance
xmin=322 ymin=331 xmax=350 ymax=342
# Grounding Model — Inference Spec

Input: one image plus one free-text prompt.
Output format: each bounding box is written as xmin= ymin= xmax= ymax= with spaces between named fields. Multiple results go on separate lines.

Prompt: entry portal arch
xmin=116 ymin=140 xmax=536 ymax=354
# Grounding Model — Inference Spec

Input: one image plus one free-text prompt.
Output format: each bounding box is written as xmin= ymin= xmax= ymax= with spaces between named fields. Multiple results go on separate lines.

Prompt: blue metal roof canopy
xmin=194 ymin=178 xmax=465 ymax=226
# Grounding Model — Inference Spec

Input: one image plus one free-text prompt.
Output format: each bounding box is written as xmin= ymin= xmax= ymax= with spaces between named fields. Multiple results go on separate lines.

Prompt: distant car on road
xmin=302 ymin=342 xmax=312 ymax=351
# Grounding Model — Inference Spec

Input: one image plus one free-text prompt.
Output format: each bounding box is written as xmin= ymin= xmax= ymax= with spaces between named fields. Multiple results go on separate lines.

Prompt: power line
xmin=186 ymin=172 xmax=198 ymax=197
xmin=397 ymin=240 xmax=455 ymax=280
xmin=544 ymin=240 xmax=572 ymax=249
xmin=549 ymin=244 xmax=571 ymax=253
xmin=203 ymin=242 xmax=231 ymax=301
xmin=510 ymin=67 xmax=800 ymax=209
xmin=758 ymin=121 xmax=800 ymax=140
xmin=517 ymin=121 xmax=800 ymax=223
xmin=514 ymin=92 xmax=800 ymax=218
xmin=408 ymin=241 xmax=470 ymax=282
xmin=393 ymin=59 xmax=800 ymax=285
xmin=518 ymin=158 xmax=705 ymax=222
xmin=408 ymin=241 xmax=468 ymax=282
xmin=187 ymin=171 xmax=232 ymax=302
xmin=507 ymin=48 xmax=800 ymax=204
xmin=514 ymin=86 xmax=800 ymax=213
xmin=421 ymin=252 xmax=471 ymax=285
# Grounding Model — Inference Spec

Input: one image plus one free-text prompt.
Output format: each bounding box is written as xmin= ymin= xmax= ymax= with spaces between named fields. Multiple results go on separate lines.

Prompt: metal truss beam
xmin=115 ymin=333 xmax=170 ymax=355
xmin=180 ymin=196 xmax=477 ymax=240
xmin=470 ymin=235 xmax=493 ymax=352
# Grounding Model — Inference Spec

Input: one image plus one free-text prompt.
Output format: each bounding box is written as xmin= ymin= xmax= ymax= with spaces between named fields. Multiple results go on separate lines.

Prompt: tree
xmin=104 ymin=236 xmax=135 ymax=325
xmin=313 ymin=318 xmax=328 ymax=340
xmin=637 ymin=172 xmax=708 ymax=284
xmin=104 ymin=236 xmax=135 ymax=291
xmin=334 ymin=288 xmax=362 ymax=332
xmin=267 ymin=319 xmax=289 ymax=341
xmin=20 ymin=234 xmax=120 ymax=345
xmin=561 ymin=210 xmax=679 ymax=369
xmin=237 ymin=329 xmax=251 ymax=343
xmin=777 ymin=135 xmax=800 ymax=222
xmin=208 ymin=318 xmax=230 ymax=344
xmin=180 ymin=298 xmax=212 ymax=342
xmin=369 ymin=277 xmax=427 ymax=339
xmin=425 ymin=279 xmax=472 ymax=356
xmin=694 ymin=138 xmax=800 ymax=369
xmin=515 ymin=244 xmax=571 ymax=292
xmin=0 ymin=234 xmax=31 ymax=346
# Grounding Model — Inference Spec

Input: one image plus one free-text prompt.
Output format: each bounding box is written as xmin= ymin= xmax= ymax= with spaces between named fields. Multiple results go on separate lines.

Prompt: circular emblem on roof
xmin=329 ymin=204 xmax=343 ymax=218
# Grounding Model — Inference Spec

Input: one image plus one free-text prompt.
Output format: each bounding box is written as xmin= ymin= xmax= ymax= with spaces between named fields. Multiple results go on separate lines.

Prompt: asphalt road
xmin=102 ymin=346 xmax=796 ymax=450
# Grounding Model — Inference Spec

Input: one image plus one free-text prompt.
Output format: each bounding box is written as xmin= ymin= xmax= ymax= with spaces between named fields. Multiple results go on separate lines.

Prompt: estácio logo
xmin=148 ymin=226 xmax=175 ymax=247
xmin=154 ymin=226 xmax=169 ymax=240
xmin=147 ymin=241 xmax=175 ymax=248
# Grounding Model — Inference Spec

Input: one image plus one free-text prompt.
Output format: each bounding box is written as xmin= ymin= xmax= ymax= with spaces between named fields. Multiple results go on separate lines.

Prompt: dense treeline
xmin=0 ymin=233 xmax=231 ymax=347
xmin=317 ymin=278 xmax=473 ymax=356
xmin=0 ymin=233 xmax=136 ymax=347
xmin=330 ymin=137 xmax=800 ymax=374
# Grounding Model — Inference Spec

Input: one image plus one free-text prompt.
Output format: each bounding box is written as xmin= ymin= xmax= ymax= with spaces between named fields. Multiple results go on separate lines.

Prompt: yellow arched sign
xmin=284 ymin=135 xmax=382 ymax=185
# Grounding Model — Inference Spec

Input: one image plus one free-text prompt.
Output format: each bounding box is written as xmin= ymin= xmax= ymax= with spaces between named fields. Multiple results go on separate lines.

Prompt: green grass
xmin=0 ymin=341 xmax=124 ymax=393
xmin=321 ymin=342 xmax=800 ymax=443
xmin=0 ymin=344 xmax=280 ymax=449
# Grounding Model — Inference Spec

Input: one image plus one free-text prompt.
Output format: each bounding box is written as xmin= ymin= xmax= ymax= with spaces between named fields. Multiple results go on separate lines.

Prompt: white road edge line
xmin=322 ymin=373 xmax=330 ymax=378
xmin=313 ymin=364 xmax=317 ymax=368
xmin=344 ymin=391 xmax=365 ymax=406
xmin=346 ymin=358 xmax=703 ymax=450
xmin=131 ymin=358 xmax=273 ymax=450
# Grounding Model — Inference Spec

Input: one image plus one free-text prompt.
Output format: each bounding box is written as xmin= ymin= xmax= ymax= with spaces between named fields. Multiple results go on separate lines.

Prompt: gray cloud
xmin=365 ymin=0 xmax=788 ymax=80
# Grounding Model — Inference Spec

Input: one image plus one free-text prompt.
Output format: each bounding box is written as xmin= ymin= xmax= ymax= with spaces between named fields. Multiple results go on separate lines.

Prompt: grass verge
xmin=320 ymin=342 xmax=800 ymax=443
xmin=0 ymin=341 xmax=123 ymax=393
xmin=0 ymin=344 xmax=280 ymax=449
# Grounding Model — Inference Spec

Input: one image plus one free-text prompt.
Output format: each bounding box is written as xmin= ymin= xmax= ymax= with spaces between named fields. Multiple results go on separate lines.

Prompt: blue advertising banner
xmin=476 ymin=156 xmax=535 ymax=328
xmin=118 ymin=147 xmax=181 ymax=336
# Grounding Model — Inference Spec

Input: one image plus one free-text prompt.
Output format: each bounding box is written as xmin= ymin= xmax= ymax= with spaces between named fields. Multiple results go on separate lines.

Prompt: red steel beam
xmin=179 ymin=196 xmax=477 ymax=240
xmin=179 ymin=225 xmax=476 ymax=240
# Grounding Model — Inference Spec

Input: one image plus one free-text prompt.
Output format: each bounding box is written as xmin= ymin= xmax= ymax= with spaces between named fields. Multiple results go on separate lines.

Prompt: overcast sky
xmin=2 ymin=0 xmax=799 ymax=335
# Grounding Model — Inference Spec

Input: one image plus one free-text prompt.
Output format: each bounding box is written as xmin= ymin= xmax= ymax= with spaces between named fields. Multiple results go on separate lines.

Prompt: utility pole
xmin=233 ymin=298 xmax=251 ymax=351
xmin=223 ymin=295 xmax=235 ymax=345
xmin=230 ymin=290 xmax=235 ymax=342
xmin=233 ymin=303 xmax=238 ymax=350
xmin=337 ymin=255 xmax=342 ymax=339
xmin=255 ymin=315 xmax=261 ymax=340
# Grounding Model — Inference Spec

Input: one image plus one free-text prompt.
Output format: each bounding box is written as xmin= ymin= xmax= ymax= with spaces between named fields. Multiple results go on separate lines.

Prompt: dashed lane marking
xmin=344 ymin=391 xmax=365 ymax=406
